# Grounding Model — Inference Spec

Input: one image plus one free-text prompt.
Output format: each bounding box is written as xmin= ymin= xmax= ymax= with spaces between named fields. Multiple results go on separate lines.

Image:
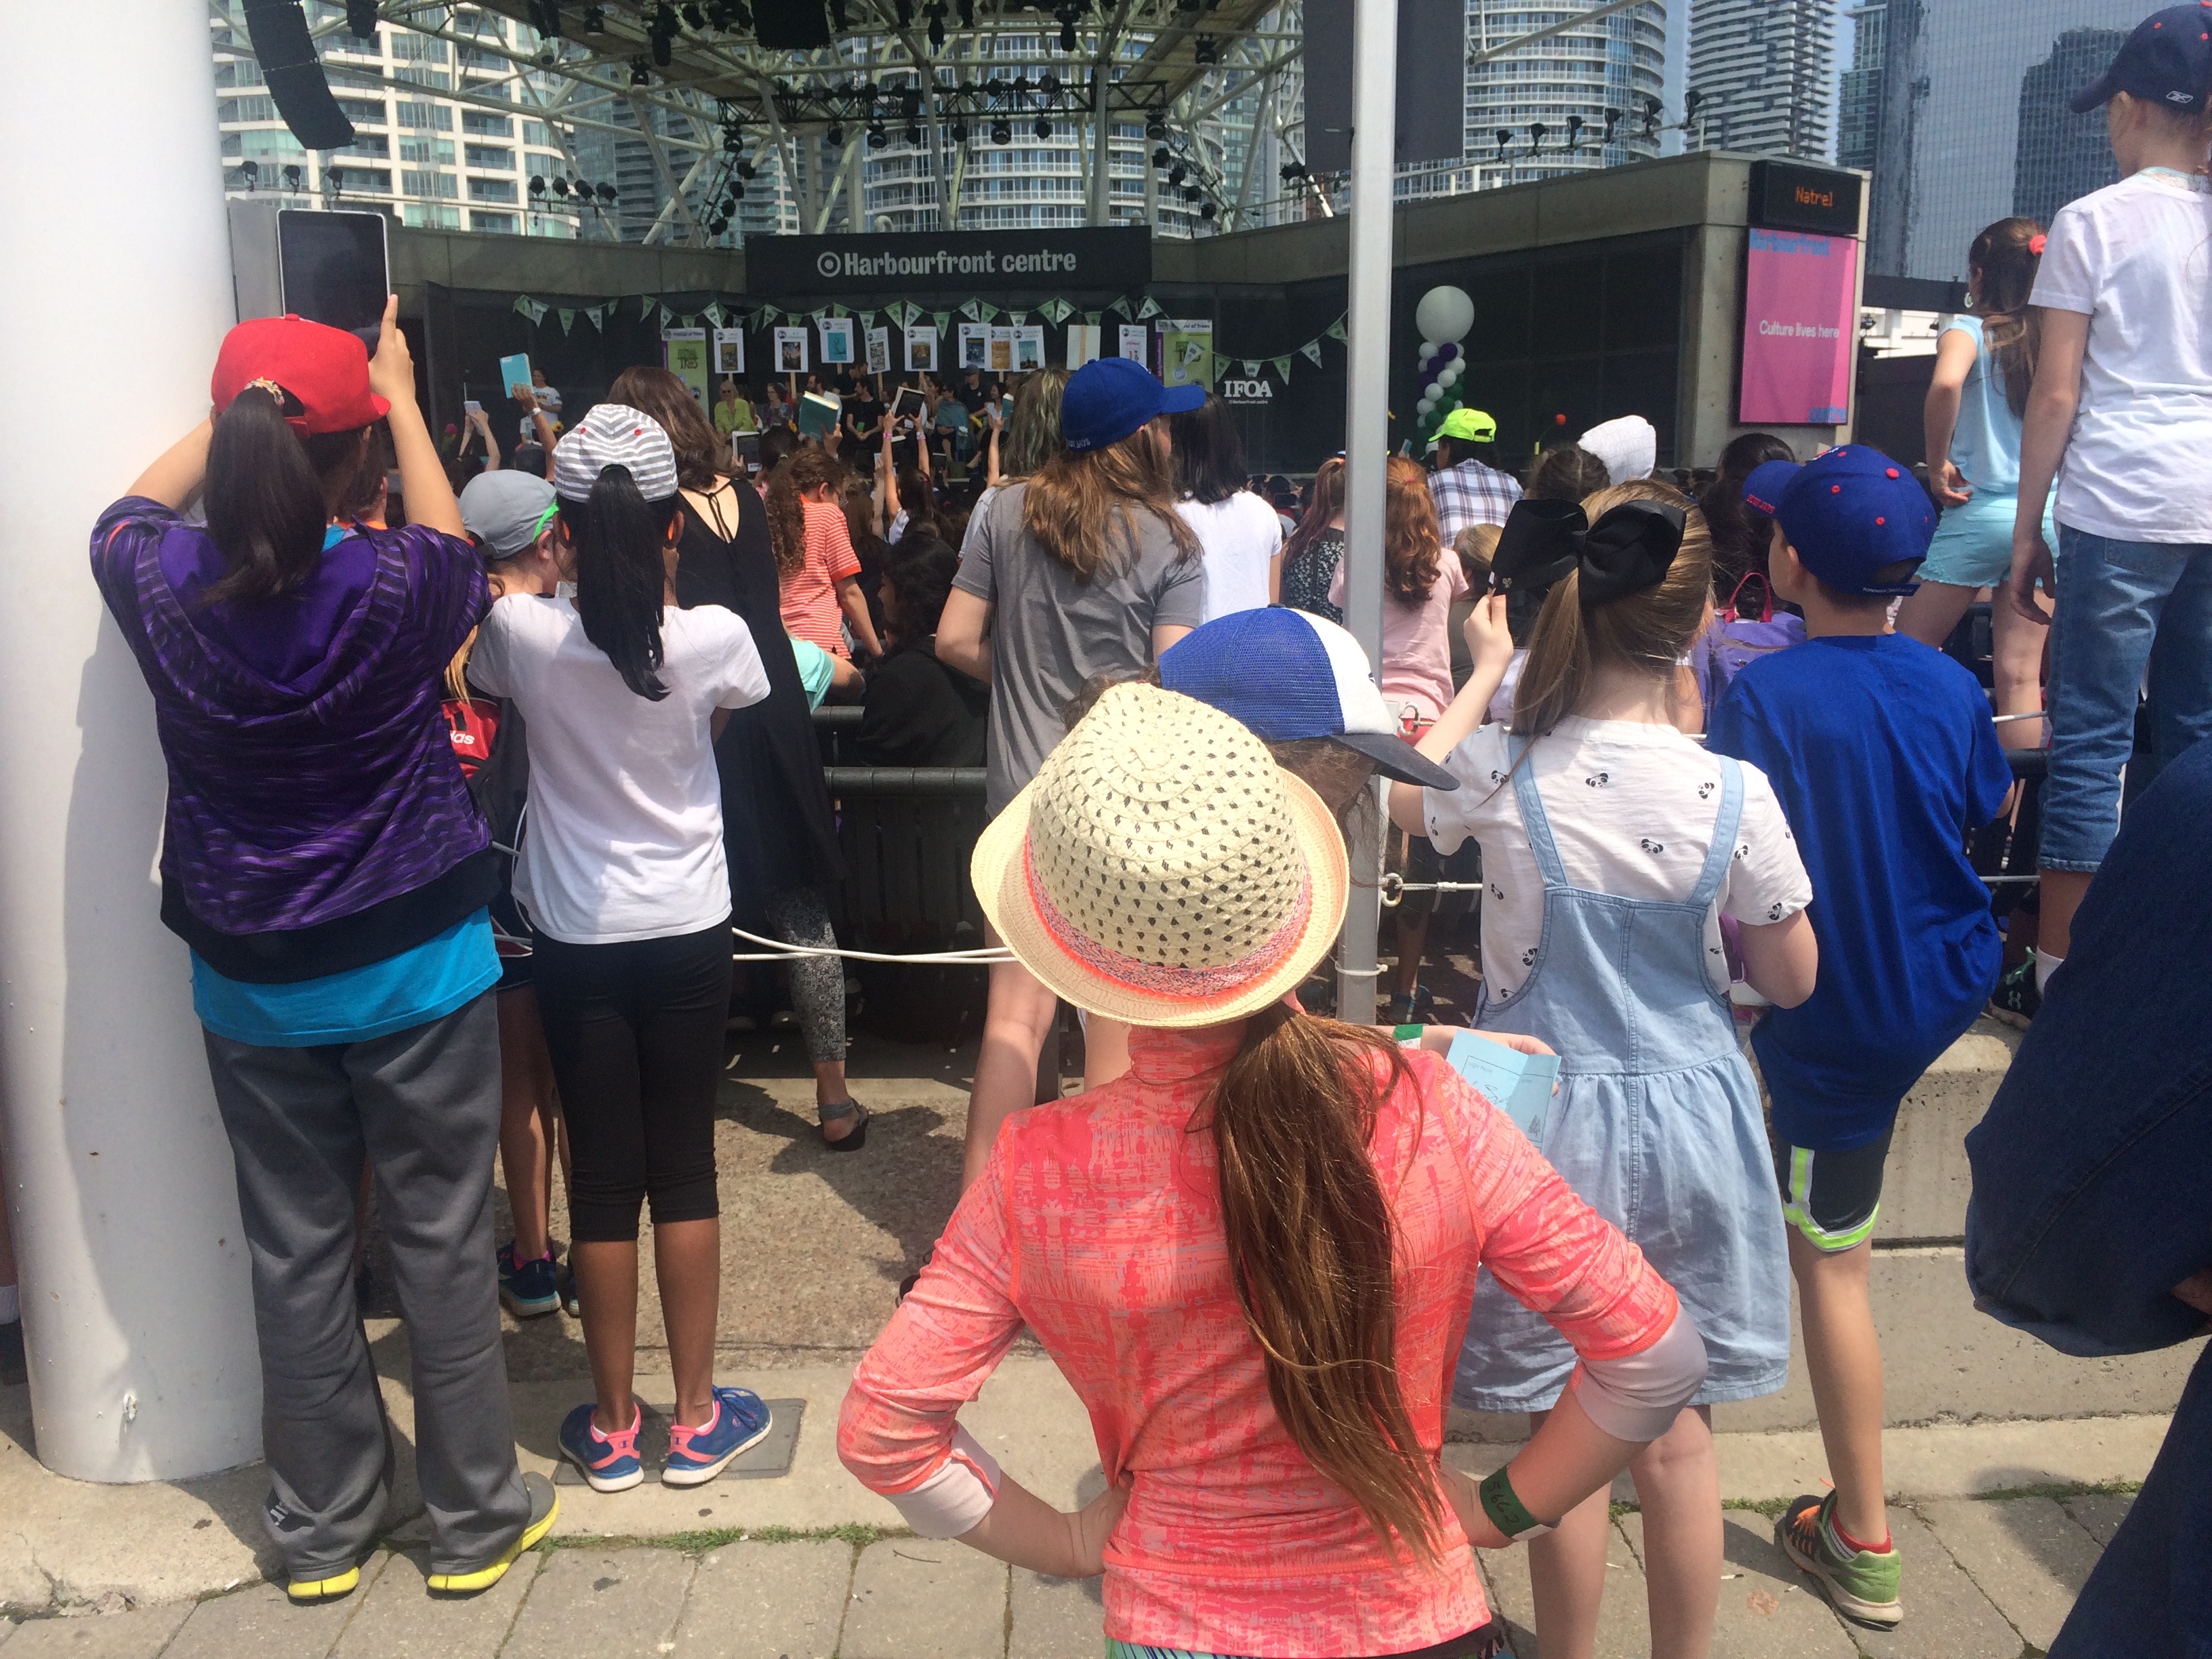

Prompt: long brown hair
xmin=1002 ymin=367 xmax=1070 ymax=478
xmin=1021 ymin=422 xmax=1199 ymax=583
xmin=764 ymin=447 xmax=846 ymax=575
xmin=1513 ymin=481 xmax=1713 ymax=737
xmin=1280 ymin=457 xmax=1346 ymax=581
xmin=609 ymin=366 xmax=733 ymax=492
xmin=1967 ymin=216 xmax=2047 ymax=420
xmin=1383 ymin=455 xmax=1443 ymax=606
xmin=1210 ymin=1004 xmax=1445 ymax=1565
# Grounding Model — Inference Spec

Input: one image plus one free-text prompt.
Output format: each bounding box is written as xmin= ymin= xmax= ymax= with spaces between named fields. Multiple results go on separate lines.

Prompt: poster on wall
xmin=1116 ymin=323 xmax=1150 ymax=365
xmin=865 ymin=326 xmax=891 ymax=375
xmin=711 ymin=326 xmax=745 ymax=375
xmin=988 ymin=325 xmax=1016 ymax=373
xmin=1013 ymin=325 xmax=1046 ymax=371
xmin=773 ymin=325 xmax=810 ymax=375
xmin=905 ymin=324 xmax=940 ymax=373
xmin=1066 ymin=324 xmax=1103 ymax=369
xmin=1158 ymin=319 xmax=1214 ymax=391
xmin=817 ymin=316 xmax=857 ymax=367
xmin=1738 ymin=228 xmax=1857 ymax=425
xmin=958 ymin=321 xmax=991 ymax=369
xmin=661 ymin=327 xmax=710 ymax=407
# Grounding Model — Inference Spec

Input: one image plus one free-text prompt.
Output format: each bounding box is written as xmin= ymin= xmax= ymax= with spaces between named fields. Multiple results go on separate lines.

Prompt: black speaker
xmin=753 ymin=0 xmax=832 ymax=47
xmin=242 ymin=0 xmax=356 ymax=152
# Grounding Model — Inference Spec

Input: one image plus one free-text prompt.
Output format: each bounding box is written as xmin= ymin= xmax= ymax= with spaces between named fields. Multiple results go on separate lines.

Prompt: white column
xmin=1334 ymin=0 xmax=1398 ymax=1025
xmin=0 ymin=5 xmax=262 ymax=1481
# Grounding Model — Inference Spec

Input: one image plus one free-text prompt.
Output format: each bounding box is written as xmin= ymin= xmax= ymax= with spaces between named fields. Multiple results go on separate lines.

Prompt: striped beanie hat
xmin=553 ymin=402 xmax=680 ymax=504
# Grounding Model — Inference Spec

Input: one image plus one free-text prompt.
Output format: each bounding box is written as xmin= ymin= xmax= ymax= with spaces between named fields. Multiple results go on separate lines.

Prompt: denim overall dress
xmin=1455 ymin=741 xmax=1791 ymax=1412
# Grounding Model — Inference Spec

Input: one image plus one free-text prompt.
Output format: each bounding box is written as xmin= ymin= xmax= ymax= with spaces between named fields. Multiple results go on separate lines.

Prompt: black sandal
xmin=818 ymin=1099 xmax=869 ymax=1153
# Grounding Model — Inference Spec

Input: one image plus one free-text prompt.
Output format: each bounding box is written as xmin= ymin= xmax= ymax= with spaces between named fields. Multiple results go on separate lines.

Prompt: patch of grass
xmin=1608 ymin=1500 xmax=1639 ymax=1519
xmin=1969 ymin=1479 xmax=2141 ymax=1504
xmin=547 ymin=1521 xmax=899 ymax=1554
xmin=1721 ymin=1496 xmax=1793 ymax=1517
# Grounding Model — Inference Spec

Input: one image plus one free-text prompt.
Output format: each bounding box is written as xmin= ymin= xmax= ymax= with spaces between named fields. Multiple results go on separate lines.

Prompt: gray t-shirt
xmin=955 ymin=480 xmax=1205 ymax=814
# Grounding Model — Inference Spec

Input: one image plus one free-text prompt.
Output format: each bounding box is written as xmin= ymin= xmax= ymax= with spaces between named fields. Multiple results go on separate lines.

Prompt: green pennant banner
xmin=1041 ymin=298 xmax=1074 ymax=325
xmin=931 ymin=310 xmax=953 ymax=335
xmin=1300 ymin=339 xmax=1324 ymax=365
xmin=586 ymin=304 xmax=605 ymax=330
xmin=1006 ymin=310 xmax=1027 ymax=327
xmin=703 ymin=302 xmax=725 ymax=327
xmin=758 ymin=304 xmax=779 ymax=324
xmin=511 ymin=295 xmax=535 ymax=319
xmin=1136 ymin=296 xmax=1162 ymax=319
xmin=1273 ymin=354 xmax=1292 ymax=381
xmin=1083 ymin=310 xmax=1103 ymax=327
xmin=638 ymin=295 xmax=658 ymax=320
xmin=830 ymin=302 xmax=848 ymax=319
xmin=1242 ymin=360 xmax=1260 ymax=378
xmin=858 ymin=309 xmax=876 ymax=329
xmin=1107 ymin=296 xmax=1132 ymax=319
xmin=558 ymin=308 xmax=577 ymax=335
xmin=976 ymin=302 xmax=1000 ymax=323
xmin=960 ymin=299 xmax=982 ymax=321
xmin=1326 ymin=314 xmax=1348 ymax=342
xmin=659 ymin=304 xmax=675 ymax=327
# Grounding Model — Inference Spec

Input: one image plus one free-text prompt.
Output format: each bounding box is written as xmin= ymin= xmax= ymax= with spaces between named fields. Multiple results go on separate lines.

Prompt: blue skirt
xmin=1455 ymin=1050 xmax=1792 ymax=1413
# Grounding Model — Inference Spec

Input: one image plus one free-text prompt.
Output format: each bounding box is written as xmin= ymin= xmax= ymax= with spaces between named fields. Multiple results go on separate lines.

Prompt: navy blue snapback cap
xmin=2071 ymin=4 xmax=2212 ymax=113
xmin=1059 ymin=356 xmax=1205 ymax=453
xmin=1742 ymin=445 xmax=1933 ymax=598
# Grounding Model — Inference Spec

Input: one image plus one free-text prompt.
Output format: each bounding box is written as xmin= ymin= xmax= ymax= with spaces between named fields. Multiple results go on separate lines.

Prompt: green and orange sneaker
xmin=1780 ymin=1491 xmax=1902 ymax=1628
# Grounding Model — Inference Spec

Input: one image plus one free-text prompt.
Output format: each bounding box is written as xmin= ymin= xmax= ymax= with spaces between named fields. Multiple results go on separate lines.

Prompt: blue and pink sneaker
xmin=662 ymin=1387 xmax=773 ymax=1488
xmin=558 ymin=1401 xmax=643 ymax=1493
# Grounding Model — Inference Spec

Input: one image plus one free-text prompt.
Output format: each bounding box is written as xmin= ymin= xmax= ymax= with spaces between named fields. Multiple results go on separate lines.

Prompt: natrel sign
xmin=745 ymin=227 xmax=1151 ymax=297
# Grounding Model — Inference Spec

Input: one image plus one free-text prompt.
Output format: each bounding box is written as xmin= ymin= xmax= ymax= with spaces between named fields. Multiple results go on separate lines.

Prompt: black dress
xmin=672 ymin=480 xmax=843 ymax=926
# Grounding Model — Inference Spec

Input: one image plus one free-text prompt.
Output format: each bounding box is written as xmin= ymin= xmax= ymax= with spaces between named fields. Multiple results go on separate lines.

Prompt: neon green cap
xmin=1436 ymin=407 xmax=1498 ymax=443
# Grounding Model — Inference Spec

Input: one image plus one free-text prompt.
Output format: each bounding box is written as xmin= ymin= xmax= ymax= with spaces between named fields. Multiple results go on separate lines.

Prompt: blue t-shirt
xmin=192 ymin=909 xmax=500 ymax=1047
xmin=1707 ymin=634 xmax=2013 ymax=1149
xmin=1943 ymin=314 xmax=2026 ymax=495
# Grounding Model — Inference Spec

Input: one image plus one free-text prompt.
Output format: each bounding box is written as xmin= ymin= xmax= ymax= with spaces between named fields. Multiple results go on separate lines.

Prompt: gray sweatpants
xmin=203 ymin=994 xmax=529 ymax=1578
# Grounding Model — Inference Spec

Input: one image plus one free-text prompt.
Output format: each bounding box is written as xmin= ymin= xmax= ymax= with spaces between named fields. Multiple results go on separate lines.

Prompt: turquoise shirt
xmin=1944 ymin=314 xmax=2024 ymax=493
xmin=191 ymin=909 xmax=500 ymax=1047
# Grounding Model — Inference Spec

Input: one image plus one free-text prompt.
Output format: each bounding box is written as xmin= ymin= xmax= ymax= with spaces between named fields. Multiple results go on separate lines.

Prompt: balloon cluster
xmin=1412 ymin=285 xmax=1475 ymax=447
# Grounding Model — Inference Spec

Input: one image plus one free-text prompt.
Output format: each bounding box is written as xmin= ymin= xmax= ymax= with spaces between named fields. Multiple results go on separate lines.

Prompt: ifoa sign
xmin=1221 ymin=377 xmax=1273 ymax=405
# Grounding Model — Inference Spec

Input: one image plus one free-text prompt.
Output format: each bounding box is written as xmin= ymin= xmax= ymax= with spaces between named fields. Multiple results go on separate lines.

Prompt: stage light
xmin=550 ymin=176 xmax=571 ymax=195
xmin=826 ymin=122 xmax=845 ymax=146
xmin=1038 ymin=70 xmax=1059 ymax=96
xmin=1152 ymin=144 xmax=1169 ymax=167
xmin=1200 ymin=201 xmax=1215 ymax=220
xmin=1057 ymin=7 xmax=1078 ymax=51
xmin=529 ymin=174 xmax=547 ymax=195
xmin=631 ymin=56 xmax=652 ymax=83
xmin=346 ymin=0 xmax=377 ymax=38
xmin=928 ymin=12 xmax=945 ymax=49
xmin=1494 ymin=127 xmax=1510 ymax=160
xmin=1181 ymin=184 xmax=1200 ymax=201
xmin=1168 ymin=162 xmax=1185 ymax=184
xmin=1602 ymin=106 xmax=1622 ymax=144
xmin=1011 ymin=75 xmax=1030 ymax=95
xmin=724 ymin=127 xmax=743 ymax=150
xmin=1642 ymin=94 xmax=1662 ymax=140
xmin=682 ymin=3 xmax=706 ymax=26
xmin=1033 ymin=115 xmax=1050 ymax=140
xmin=950 ymin=119 xmax=968 ymax=141
xmin=528 ymin=1 xmax=564 ymax=40
xmin=651 ymin=31 xmax=674 ymax=64
xmin=1194 ymin=33 xmax=1215 ymax=64
xmin=1565 ymin=114 xmax=1582 ymax=151
xmin=867 ymin=122 xmax=888 ymax=148
xmin=895 ymin=0 xmax=912 ymax=22
xmin=956 ymin=0 xmax=972 ymax=24
xmin=582 ymin=4 xmax=603 ymax=30
xmin=737 ymin=160 xmax=757 ymax=179
xmin=906 ymin=122 xmax=922 ymax=144
xmin=597 ymin=182 xmax=617 ymax=201
xmin=1529 ymin=122 xmax=1547 ymax=152
xmin=283 ymin=163 xmax=304 ymax=190
xmin=991 ymin=119 xmax=1012 ymax=144
xmin=1145 ymin=115 xmax=1166 ymax=139
xmin=239 ymin=159 xmax=260 ymax=189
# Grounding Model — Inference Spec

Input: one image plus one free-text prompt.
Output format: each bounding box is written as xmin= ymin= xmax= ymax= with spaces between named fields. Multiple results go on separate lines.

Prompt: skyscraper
xmin=1837 ymin=5 xmax=1885 ymax=175
xmin=1454 ymin=0 xmax=1668 ymax=193
xmin=1684 ymin=0 xmax=1839 ymax=159
xmin=1872 ymin=0 xmax=2137 ymax=280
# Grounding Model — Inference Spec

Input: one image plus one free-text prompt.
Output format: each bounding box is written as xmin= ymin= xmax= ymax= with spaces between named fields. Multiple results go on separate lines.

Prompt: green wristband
xmin=1478 ymin=1464 xmax=1555 ymax=1540
xmin=1393 ymin=1023 xmax=1425 ymax=1046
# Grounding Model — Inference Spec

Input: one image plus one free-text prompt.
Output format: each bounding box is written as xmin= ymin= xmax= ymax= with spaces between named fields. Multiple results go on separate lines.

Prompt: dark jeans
xmin=203 ymin=996 xmax=527 ymax=1578
xmin=532 ymin=924 xmax=733 ymax=1242
xmin=1966 ymin=736 xmax=2212 ymax=1654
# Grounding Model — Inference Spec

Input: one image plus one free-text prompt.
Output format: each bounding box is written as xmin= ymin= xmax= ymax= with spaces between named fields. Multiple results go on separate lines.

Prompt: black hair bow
xmin=1488 ymin=497 xmax=1687 ymax=611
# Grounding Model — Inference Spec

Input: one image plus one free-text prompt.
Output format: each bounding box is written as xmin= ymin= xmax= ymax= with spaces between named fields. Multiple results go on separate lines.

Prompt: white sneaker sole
xmin=661 ymin=1410 xmax=773 ymax=1488
xmin=561 ymin=1445 xmax=644 ymax=1494
xmin=1781 ymin=1528 xmax=1903 ymax=1628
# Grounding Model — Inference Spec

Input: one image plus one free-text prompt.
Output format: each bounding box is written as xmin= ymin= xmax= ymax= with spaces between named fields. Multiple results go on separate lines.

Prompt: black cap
xmin=2071 ymin=4 xmax=2212 ymax=114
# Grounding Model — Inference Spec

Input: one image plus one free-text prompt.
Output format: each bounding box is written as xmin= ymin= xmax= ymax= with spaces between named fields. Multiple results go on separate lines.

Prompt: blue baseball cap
xmin=1158 ymin=607 xmax=1458 ymax=789
xmin=1742 ymin=445 xmax=1932 ymax=597
xmin=2070 ymin=5 xmax=2212 ymax=114
xmin=1059 ymin=357 xmax=1205 ymax=453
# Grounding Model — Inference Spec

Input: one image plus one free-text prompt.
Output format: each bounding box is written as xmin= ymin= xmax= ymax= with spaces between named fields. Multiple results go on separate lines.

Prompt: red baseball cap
xmin=210 ymin=314 xmax=388 ymax=435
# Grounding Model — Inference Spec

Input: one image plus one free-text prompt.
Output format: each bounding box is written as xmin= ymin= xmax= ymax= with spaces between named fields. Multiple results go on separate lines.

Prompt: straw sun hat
xmin=971 ymin=682 xmax=1349 ymax=1027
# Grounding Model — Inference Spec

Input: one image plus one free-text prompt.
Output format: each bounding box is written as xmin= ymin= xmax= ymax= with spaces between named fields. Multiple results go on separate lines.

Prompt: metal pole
xmin=1335 ymin=0 xmax=1397 ymax=1025
xmin=0 ymin=1 xmax=262 ymax=1481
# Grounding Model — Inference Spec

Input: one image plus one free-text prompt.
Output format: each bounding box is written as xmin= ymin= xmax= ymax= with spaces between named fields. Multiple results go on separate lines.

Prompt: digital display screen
xmin=1740 ymin=229 xmax=1858 ymax=426
xmin=278 ymin=209 xmax=389 ymax=350
xmin=1750 ymin=161 xmax=1862 ymax=237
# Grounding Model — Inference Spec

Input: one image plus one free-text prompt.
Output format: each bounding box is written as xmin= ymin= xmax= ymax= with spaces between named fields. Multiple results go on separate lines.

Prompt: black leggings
xmin=532 ymin=924 xmax=733 ymax=1242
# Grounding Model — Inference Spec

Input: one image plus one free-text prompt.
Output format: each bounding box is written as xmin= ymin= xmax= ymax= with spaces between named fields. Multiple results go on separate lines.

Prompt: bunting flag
xmin=1136 ymin=296 xmax=1162 ymax=319
xmin=680 ymin=314 xmax=696 ymax=328
xmin=758 ymin=304 xmax=780 ymax=324
xmin=1107 ymin=295 xmax=1132 ymax=319
xmin=975 ymin=302 xmax=1000 ymax=323
xmin=931 ymin=310 xmax=953 ymax=335
xmin=659 ymin=304 xmax=675 ymax=327
xmin=1242 ymin=360 xmax=1260 ymax=378
xmin=1272 ymin=354 xmax=1292 ymax=382
xmin=1300 ymin=340 xmax=1324 ymax=366
xmin=703 ymin=302 xmax=726 ymax=327
xmin=1326 ymin=314 xmax=1349 ymax=342
xmin=960 ymin=298 xmax=982 ymax=321
xmin=829 ymin=302 xmax=848 ymax=319
xmin=1082 ymin=310 xmax=1103 ymax=327
xmin=859 ymin=309 xmax=877 ymax=330
xmin=558 ymin=308 xmax=577 ymax=335
xmin=586 ymin=304 xmax=606 ymax=330
xmin=510 ymin=294 xmax=534 ymax=319
xmin=638 ymin=295 xmax=658 ymax=320
xmin=1040 ymin=298 xmax=1074 ymax=325
xmin=1006 ymin=310 xmax=1027 ymax=326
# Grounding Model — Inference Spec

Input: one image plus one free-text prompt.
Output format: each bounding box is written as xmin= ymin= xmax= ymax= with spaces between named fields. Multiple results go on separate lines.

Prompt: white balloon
xmin=1423 ymin=381 xmax=1441 ymax=403
xmin=1414 ymin=285 xmax=1475 ymax=346
xmin=1416 ymin=396 xmax=1435 ymax=415
xmin=1439 ymin=362 xmax=1462 ymax=386
xmin=1418 ymin=340 xmax=1439 ymax=360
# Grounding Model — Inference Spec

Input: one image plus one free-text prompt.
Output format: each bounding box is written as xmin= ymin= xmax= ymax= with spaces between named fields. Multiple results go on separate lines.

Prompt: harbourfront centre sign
xmin=745 ymin=227 xmax=1152 ymax=297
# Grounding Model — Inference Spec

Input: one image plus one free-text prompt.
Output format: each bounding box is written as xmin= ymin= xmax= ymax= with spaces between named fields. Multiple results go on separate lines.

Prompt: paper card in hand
xmin=797 ymin=390 xmax=842 ymax=438
xmin=1445 ymin=1031 xmax=1560 ymax=1144
xmin=499 ymin=353 xmax=533 ymax=401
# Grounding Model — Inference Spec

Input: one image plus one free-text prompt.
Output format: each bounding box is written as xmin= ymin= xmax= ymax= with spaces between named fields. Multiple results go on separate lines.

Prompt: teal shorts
xmin=1919 ymin=487 xmax=2057 ymax=591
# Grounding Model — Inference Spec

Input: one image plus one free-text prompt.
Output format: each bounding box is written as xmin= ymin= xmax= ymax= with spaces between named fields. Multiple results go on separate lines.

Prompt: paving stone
xmin=670 ymin=1540 xmax=851 ymax=1658
xmin=1620 ymin=1511 xmax=1856 ymax=1658
xmin=0 ymin=1603 xmax=190 ymax=1659
xmin=330 ymin=1548 xmax=539 ymax=1659
xmin=1919 ymin=1497 xmax=2102 ymax=1654
xmin=1008 ymin=1568 xmax=1104 ymax=1659
xmin=1833 ymin=1509 xmax=2020 ymax=1659
xmin=499 ymin=1549 xmax=693 ymax=1659
xmin=2060 ymin=1492 xmax=2134 ymax=1547
xmin=1477 ymin=1519 xmax=1650 ymax=1657
xmin=839 ymin=1539 xmax=1006 ymax=1659
xmin=163 ymin=1561 xmax=390 ymax=1659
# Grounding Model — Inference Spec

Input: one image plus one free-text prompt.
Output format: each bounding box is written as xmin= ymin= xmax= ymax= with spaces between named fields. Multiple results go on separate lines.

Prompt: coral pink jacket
xmin=838 ymin=1025 xmax=1683 ymax=1658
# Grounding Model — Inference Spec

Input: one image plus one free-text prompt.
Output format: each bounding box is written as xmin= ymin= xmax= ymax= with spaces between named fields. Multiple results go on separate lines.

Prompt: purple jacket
xmin=92 ymin=499 xmax=492 ymax=979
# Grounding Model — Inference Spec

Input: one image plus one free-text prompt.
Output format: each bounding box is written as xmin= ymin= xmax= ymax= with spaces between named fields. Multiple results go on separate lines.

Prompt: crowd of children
xmin=53 ymin=12 xmax=2211 ymax=1656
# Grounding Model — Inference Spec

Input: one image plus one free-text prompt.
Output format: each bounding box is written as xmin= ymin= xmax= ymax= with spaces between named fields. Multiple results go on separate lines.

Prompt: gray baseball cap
xmin=459 ymin=470 xmax=559 ymax=557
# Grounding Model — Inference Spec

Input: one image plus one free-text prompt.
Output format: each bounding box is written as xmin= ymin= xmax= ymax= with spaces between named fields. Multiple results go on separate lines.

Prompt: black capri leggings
xmin=531 ymin=924 xmax=733 ymax=1242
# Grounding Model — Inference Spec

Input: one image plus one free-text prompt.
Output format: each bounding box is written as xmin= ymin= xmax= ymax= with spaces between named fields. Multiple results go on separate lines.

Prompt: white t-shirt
xmin=468 ymin=596 xmax=770 ymax=945
xmin=2032 ymin=168 xmax=2212 ymax=542
xmin=1424 ymin=716 xmax=1811 ymax=1000
xmin=1178 ymin=491 xmax=1284 ymax=621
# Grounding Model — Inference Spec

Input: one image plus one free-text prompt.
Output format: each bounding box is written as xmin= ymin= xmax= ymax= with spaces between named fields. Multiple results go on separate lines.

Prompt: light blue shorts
xmin=1918 ymin=487 xmax=2056 ymax=590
